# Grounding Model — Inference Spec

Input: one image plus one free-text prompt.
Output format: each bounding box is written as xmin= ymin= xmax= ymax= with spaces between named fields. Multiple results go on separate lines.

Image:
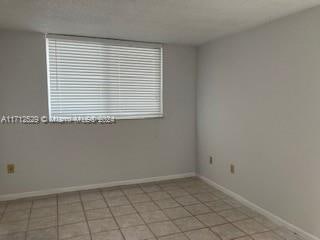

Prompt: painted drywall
xmin=0 ymin=30 xmax=196 ymax=195
xmin=197 ymin=6 xmax=320 ymax=238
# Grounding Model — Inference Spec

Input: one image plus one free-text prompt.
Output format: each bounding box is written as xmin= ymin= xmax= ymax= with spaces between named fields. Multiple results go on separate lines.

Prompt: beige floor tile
xmin=211 ymin=223 xmax=246 ymax=240
xmin=173 ymin=216 xmax=204 ymax=231
xmin=196 ymin=213 xmax=227 ymax=227
xmin=28 ymin=216 xmax=57 ymax=230
xmin=6 ymin=202 xmax=32 ymax=212
xmin=58 ymin=203 xmax=83 ymax=215
xmin=166 ymin=189 xmax=189 ymax=198
xmin=223 ymin=199 xmax=243 ymax=208
xmin=218 ymin=209 xmax=249 ymax=222
xmin=33 ymin=198 xmax=57 ymax=209
xmin=205 ymin=201 xmax=233 ymax=212
xmin=159 ymin=183 xmax=180 ymax=191
xmin=234 ymin=219 xmax=268 ymax=235
xmin=123 ymin=188 xmax=144 ymax=196
xmin=82 ymin=199 xmax=107 ymax=210
xmin=148 ymin=221 xmax=180 ymax=237
xmin=184 ymin=187 xmax=206 ymax=195
xmin=111 ymin=205 xmax=137 ymax=216
xmin=115 ymin=213 xmax=144 ymax=228
xmin=148 ymin=192 xmax=171 ymax=201
xmin=58 ymin=193 xmax=81 ymax=205
xmin=253 ymin=232 xmax=283 ymax=240
xmin=59 ymin=222 xmax=89 ymax=239
xmin=0 ymin=207 xmax=5 ymax=215
xmin=26 ymin=227 xmax=57 ymax=240
xmin=210 ymin=191 xmax=228 ymax=199
xmin=158 ymin=233 xmax=189 ymax=240
xmin=133 ymin=202 xmax=159 ymax=213
xmin=121 ymin=225 xmax=154 ymax=240
xmin=185 ymin=228 xmax=220 ymax=240
xmin=193 ymin=193 xmax=219 ymax=203
xmin=235 ymin=237 xmax=253 ymax=240
xmin=162 ymin=188 xmax=183 ymax=194
xmin=140 ymin=210 xmax=168 ymax=223
xmin=102 ymin=190 xmax=124 ymax=198
xmin=65 ymin=235 xmax=91 ymax=240
xmin=88 ymin=217 xmax=118 ymax=233
xmin=80 ymin=191 xmax=102 ymax=202
xmin=163 ymin=207 xmax=191 ymax=220
xmin=32 ymin=195 xmax=57 ymax=201
xmin=161 ymin=186 xmax=182 ymax=191
xmin=92 ymin=229 xmax=124 ymax=240
xmin=1 ymin=209 xmax=30 ymax=223
xmin=140 ymin=185 xmax=161 ymax=193
xmin=127 ymin=194 xmax=151 ymax=204
xmin=154 ymin=199 xmax=180 ymax=209
xmin=238 ymin=207 xmax=260 ymax=217
xmin=86 ymin=208 xmax=112 ymax=220
xmin=0 ymin=232 xmax=25 ymax=240
xmin=254 ymin=216 xmax=279 ymax=229
xmin=31 ymin=207 xmax=57 ymax=219
xmin=0 ymin=220 xmax=28 ymax=235
xmin=1 ymin=178 xmax=299 ymax=240
xmin=106 ymin=196 xmax=130 ymax=207
xmin=184 ymin=204 xmax=212 ymax=215
xmin=174 ymin=196 xmax=200 ymax=206
xmin=58 ymin=211 xmax=85 ymax=225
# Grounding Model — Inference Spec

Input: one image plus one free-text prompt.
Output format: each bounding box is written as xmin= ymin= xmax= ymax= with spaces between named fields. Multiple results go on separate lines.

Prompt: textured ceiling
xmin=0 ymin=0 xmax=320 ymax=45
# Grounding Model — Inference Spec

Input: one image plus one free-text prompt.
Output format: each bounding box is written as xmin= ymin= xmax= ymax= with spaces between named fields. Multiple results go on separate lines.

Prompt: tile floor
xmin=0 ymin=177 xmax=303 ymax=240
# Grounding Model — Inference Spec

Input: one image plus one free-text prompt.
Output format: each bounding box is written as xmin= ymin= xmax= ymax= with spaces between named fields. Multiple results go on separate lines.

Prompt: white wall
xmin=197 ymin=6 xmax=320 ymax=238
xmin=0 ymin=30 xmax=197 ymax=196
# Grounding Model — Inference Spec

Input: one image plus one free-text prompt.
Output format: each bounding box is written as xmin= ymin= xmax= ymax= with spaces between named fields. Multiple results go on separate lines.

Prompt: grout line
xmin=24 ymin=198 xmax=34 ymax=240
xmin=126 ymin=188 xmax=158 ymax=239
xmin=79 ymin=192 xmax=93 ymax=240
xmin=100 ymin=187 xmax=126 ymax=240
xmin=55 ymin=194 xmax=59 ymax=240
xmin=0 ymin=203 xmax=8 ymax=221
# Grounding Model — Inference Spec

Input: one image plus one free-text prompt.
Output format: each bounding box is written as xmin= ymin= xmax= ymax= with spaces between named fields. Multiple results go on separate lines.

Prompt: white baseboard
xmin=0 ymin=172 xmax=195 ymax=201
xmin=199 ymin=175 xmax=319 ymax=240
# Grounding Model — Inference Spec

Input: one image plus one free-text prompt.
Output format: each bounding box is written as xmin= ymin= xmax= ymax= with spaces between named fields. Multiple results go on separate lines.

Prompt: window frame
xmin=45 ymin=34 xmax=164 ymax=121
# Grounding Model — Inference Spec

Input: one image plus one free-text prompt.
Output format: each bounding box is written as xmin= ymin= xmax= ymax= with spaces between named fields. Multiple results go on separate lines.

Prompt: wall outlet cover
xmin=7 ymin=164 xmax=15 ymax=174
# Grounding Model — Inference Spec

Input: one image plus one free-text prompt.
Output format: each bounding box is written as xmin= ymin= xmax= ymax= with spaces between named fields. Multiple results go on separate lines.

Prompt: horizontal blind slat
xmin=48 ymin=40 xmax=160 ymax=52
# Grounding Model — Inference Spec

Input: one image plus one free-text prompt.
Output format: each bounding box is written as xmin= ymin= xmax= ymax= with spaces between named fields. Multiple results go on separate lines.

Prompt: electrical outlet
xmin=230 ymin=164 xmax=235 ymax=174
xmin=7 ymin=164 xmax=15 ymax=174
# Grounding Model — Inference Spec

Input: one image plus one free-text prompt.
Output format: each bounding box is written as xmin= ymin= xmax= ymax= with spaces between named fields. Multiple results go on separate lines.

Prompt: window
xmin=46 ymin=34 xmax=163 ymax=121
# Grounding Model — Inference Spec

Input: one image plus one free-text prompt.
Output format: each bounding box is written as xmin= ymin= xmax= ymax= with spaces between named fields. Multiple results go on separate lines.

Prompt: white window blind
xmin=46 ymin=35 xmax=163 ymax=120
